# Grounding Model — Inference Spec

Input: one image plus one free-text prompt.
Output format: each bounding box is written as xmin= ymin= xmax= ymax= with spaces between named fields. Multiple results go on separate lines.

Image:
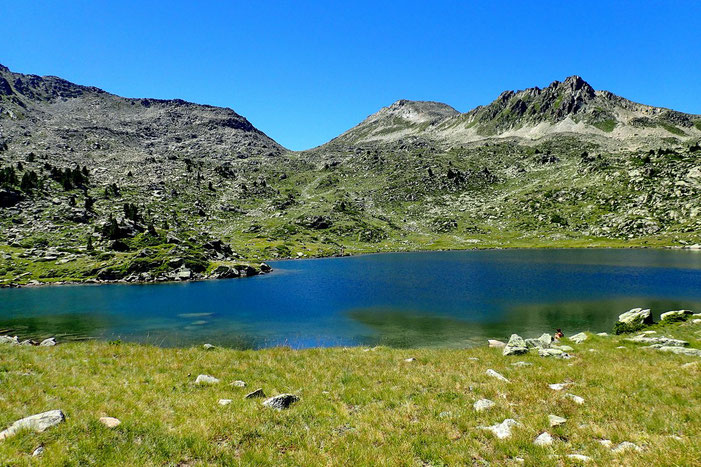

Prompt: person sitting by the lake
xmin=554 ymin=329 xmax=564 ymax=340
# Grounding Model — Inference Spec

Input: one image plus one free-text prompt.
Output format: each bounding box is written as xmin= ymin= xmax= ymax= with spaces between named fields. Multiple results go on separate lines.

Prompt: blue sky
xmin=2 ymin=1 xmax=700 ymax=150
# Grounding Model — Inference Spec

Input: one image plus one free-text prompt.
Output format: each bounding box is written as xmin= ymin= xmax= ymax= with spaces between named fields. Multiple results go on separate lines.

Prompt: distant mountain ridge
xmin=330 ymin=75 xmax=701 ymax=148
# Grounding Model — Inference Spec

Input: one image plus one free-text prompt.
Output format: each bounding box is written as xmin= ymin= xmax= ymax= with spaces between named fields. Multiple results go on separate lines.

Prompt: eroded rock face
xmin=0 ymin=410 xmax=65 ymax=440
xmin=262 ymin=394 xmax=299 ymax=410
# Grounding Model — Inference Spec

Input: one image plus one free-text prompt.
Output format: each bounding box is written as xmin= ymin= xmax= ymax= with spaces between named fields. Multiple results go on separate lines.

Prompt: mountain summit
xmin=330 ymin=76 xmax=701 ymax=148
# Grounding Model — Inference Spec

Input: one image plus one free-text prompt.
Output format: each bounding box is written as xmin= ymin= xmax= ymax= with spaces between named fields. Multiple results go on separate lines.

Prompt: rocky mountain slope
xmin=329 ymin=76 xmax=701 ymax=148
xmin=1 ymin=65 xmax=700 ymax=287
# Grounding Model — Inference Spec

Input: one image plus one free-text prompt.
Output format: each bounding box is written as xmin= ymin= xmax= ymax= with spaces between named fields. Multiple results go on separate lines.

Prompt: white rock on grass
xmin=32 ymin=445 xmax=45 ymax=457
xmin=511 ymin=361 xmax=532 ymax=367
xmin=533 ymin=432 xmax=554 ymax=446
xmin=503 ymin=334 xmax=528 ymax=356
xmin=231 ymin=380 xmax=246 ymax=387
xmin=404 ymin=357 xmax=416 ymax=362
xmin=539 ymin=348 xmax=571 ymax=358
xmin=567 ymin=454 xmax=592 ymax=462
xmin=596 ymin=332 xmax=608 ymax=336
xmin=218 ymin=399 xmax=233 ymax=406
xmin=598 ymin=439 xmax=613 ymax=448
xmin=612 ymin=441 xmax=642 ymax=453
xmin=549 ymin=414 xmax=567 ymax=426
xmin=565 ymin=393 xmax=585 ymax=405
xmin=473 ymin=399 xmax=495 ymax=412
xmin=99 ymin=417 xmax=121 ymax=428
xmin=660 ymin=310 xmax=693 ymax=323
xmin=202 ymin=343 xmax=215 ymax=350
xmin=488 ymin=339 xmax=506 ymax=348
xmin=195 ymin=374 xmax=220 ymax=385
xmin=656 ymin=346 xmax=701 ymax=357
xmin=570 ymin=332 xmax=588 ymax=343
xmin=486 ymin=369 xmax=509 ymax=382
xmin=548 ymin=382 xmax=571 ymax=391
xmin=39 ymin=338 xmax=56 ymax=346
xmin=0 ymin=410 xmax=65 ymax=440
xmin=0 ymin=335 xmax=19 ymax=345
xmin=479 ymin=419 xmax=521 ymax=439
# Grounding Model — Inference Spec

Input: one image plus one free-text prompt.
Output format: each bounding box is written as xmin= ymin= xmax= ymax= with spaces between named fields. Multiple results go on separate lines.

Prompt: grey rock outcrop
xmin=0 ymin=410 xmax=65 ymax=440
xmin=503 ymin=334 xmax=528 ymax=356
xmin=263 ymin=394 xmax=299 ymax=410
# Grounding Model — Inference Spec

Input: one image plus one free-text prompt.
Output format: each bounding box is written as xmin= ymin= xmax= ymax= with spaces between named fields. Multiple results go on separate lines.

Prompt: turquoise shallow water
xmin=1 ymin=249 xmax=700 ymax=348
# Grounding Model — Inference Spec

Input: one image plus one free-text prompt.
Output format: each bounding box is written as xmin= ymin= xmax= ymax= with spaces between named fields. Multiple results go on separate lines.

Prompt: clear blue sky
xmin=2 ymin=1 xmax=700 ymax=150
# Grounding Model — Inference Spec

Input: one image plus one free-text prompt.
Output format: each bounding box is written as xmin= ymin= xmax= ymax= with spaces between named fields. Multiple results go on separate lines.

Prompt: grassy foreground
xmin=1 ymin=322 xmax=700 ymax=465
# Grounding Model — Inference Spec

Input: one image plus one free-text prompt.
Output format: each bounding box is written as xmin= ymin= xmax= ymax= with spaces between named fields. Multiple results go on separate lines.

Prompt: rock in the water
xmin=614 ymin=308 xmax=653 ymax=334
xmin=0 ymin=410 xmax=65 ymax=440
xmin=612 ymin=441 xmax=642 ymax=453
xmin=263 ymin=394 xmax=299 ymax=410
xmin=195 ymin=374 xmax=220 ymax=385
xmin=473 ymin=399 xmax=495 ymax=412
xmin=534 ymin=432 xmax=554 ymax=446
xmin=245 ymin=388 xmax=266 ymax=399
xmin=503 ymin=334 xmax=528 ymax=356
xmin=625 ymin=335 xmax=688 ymax=347
xmin=660 ymin=310 xmax=693 ymax=323
xmin=656 ymin=346 xmax=701 ymax=357
xmin=99 ymin=417 xmax=121 ymax=428
xmin=479 ymin=419 xmax=521 ymax=439
xmin=539 ymin=348 xmax=570 ymax=358
xmin=231 ymin=380 xmax=246 ymax=387
xmin=570 ymin=332 xmax=588 ymax=343
xmin=218 ymin=399 xmax=233 ymax=406
xmin=549 ymin=414 xmax=567 ymax=426
xmin=548 ymin=383 xmax=571 ymax=391
xmin=565 ymin=393 xmax=585 ymax=404
xmin=202 ymin=343 xmax=215 ymax=350
xmin=39 ymin=337 xmax=56 ymax=346
xmin=486 ymin=369 xmax=509 ymax=382
xmin=488 ymin=339 xmax=506 ymax=348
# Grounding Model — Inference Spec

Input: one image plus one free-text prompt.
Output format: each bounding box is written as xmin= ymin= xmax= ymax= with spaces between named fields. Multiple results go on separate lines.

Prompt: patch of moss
xmin=592 ymin=119 xmax=617 ymax=133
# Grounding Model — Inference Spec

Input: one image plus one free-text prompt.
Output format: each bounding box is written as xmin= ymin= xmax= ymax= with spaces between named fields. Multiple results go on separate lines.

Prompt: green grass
xmin=659 ymin=122 xmax=685 ymax=136
xmin=1 ymin=321 xmax=700 ymax=465
xmin=694 ymin=120 xmax=701 ymax=131
xmin=592 ymin=119 xmax=617 ymax=133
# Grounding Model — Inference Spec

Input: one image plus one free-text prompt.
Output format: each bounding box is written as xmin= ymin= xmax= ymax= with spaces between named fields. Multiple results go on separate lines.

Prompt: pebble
xmin=218 ymin=399 xmax=232 ymax=406
xmin=511 ymin=361 xmax=532 ymax=367
xmin=486 ymin=369 xmax=509 ymax=382
xmin=567 ymin=454 xmax=592 ymax=462
xmin=479 ymin=419 xmax=521 ymax=439
xmin=195 ymin=374 xmax=220 ymax=385
xmin=565 ymin=393 xmax=585 ymax=404
xmin=245 ymin=388 xmax=266 ymax=399
xmin=99 ymin=417 xmax=121 ymax=428
xmin=548 ymin=382 xmax=571 ymax=391
xmin=263 ymin=394 xmax=299 ymax=410
xmin=231 ymin=380 xmax=247 ymax=387
xmin=473 ymin=399 xmax=495 ymax=412
xmin=549 ymin=414 xmax=567 ymax=426
xmin=612 ymin=441 xmax=642 ymax=453
xmin=534 ymin=432 xmax=554 ymax=446
xmin=404 ymin=357 xmax=416 ymax=362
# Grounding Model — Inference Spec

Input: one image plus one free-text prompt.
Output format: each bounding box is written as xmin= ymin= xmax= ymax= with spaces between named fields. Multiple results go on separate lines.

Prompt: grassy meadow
xmin=1 ymin=320 xmax=700 ymax=465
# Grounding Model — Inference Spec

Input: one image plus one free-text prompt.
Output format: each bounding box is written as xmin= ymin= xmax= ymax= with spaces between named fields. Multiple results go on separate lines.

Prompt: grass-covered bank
xmin=1 ymin=321 xmax=700 ymax=465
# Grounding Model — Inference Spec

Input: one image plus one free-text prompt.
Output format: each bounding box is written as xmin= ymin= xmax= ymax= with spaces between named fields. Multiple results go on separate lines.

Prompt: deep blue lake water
xmin=1 ymin=249 xmax=700 ymax=348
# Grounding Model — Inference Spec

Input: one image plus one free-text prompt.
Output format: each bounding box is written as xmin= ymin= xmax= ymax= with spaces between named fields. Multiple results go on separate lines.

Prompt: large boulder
xmin=525 ymin=333 xmax=552 ymax=349
xmin=0 ymin=410 xmax=65 ymax=440
xmin=503 ymin=334 xmax=528 ymax=356
xmin=660 ymin=310 xmax=693 ymax=323
xmin=614 ymin=308 xmax=653 ymax=334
